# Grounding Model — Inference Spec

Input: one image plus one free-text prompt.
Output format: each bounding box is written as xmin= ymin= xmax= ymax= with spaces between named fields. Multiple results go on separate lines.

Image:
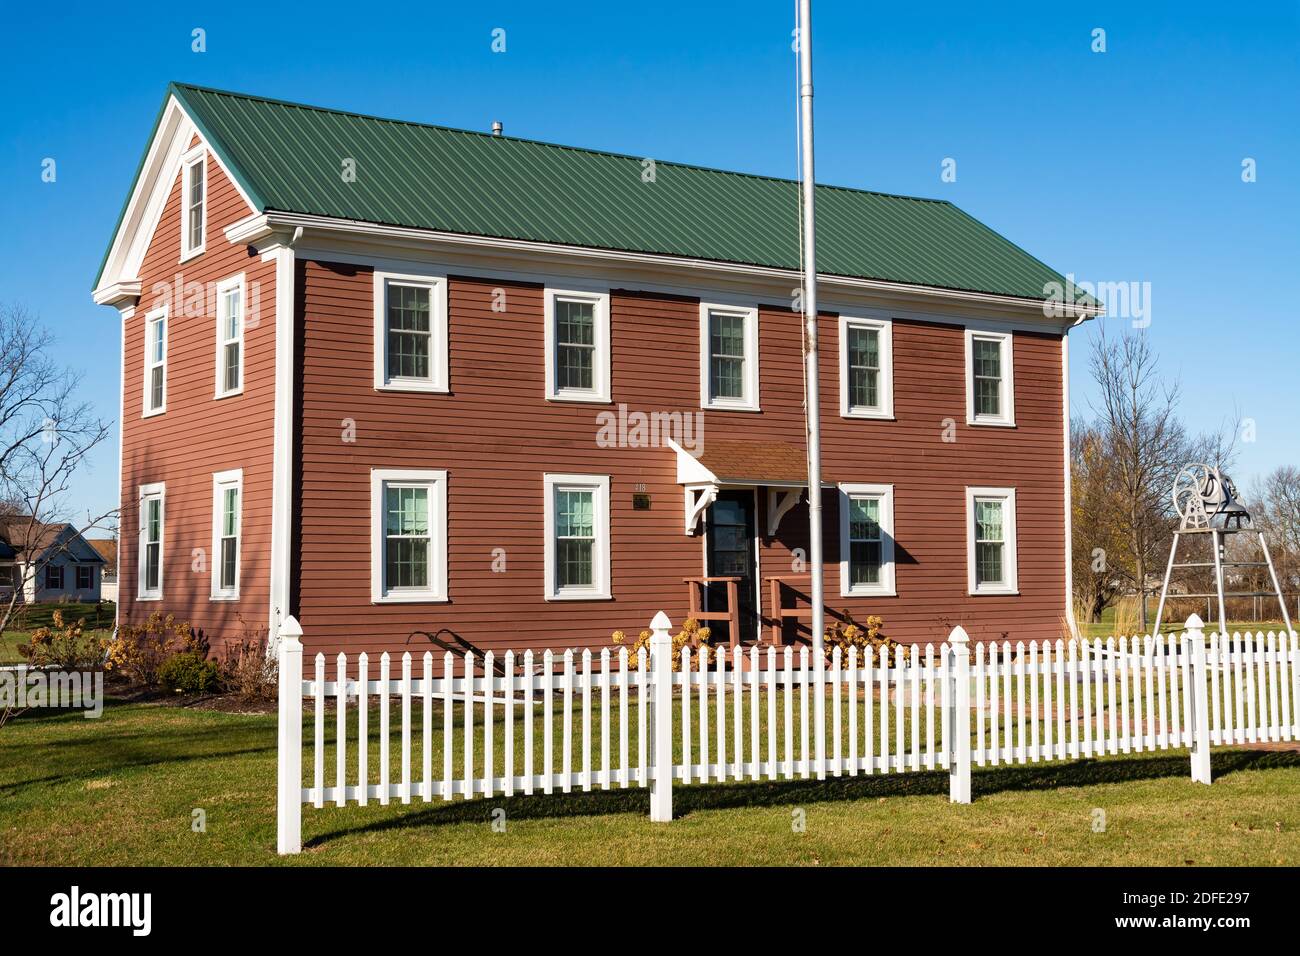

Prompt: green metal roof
xmin=97 ymin=82 xmax=1087 ymax=304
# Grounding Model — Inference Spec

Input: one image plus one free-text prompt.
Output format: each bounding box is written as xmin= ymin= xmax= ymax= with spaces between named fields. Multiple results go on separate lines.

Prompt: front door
xmin=705 ymin=490 xmax=758 ymax=644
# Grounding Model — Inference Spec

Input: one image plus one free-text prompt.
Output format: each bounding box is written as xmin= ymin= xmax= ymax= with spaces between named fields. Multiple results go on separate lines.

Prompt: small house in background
xmin=89 ymin=538 xmax=119 ymax=602
xmin=0 ymin=518 xmax=107 ymax=604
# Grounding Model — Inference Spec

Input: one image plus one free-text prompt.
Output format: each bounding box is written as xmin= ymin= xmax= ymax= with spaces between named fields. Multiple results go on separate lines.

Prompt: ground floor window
xmin=544 ymin=473 xmax=611 ymax=600
xmin=211 ymin=469 xmax=242 ymax=599
xmin=966 ymin=486 xmax=1018 ymax=595
xmin=838 ymin=483 xmax=896 ymax=596
xmin=45 ymin=565 xmax=64 ymax=590
xmin=138 ymin=482 xmax=165 ymax=599
xmin=76 ymin=565 xmax=93 ymax=590
xmin=370 ymin=469 xmax=448 ymax=602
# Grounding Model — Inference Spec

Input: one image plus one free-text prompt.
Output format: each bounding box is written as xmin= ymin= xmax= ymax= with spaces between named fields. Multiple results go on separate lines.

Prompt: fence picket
xmin=617 ymin=648 xmax=628 ymax=788
xmin=543 ymin=650 xmax=554 ymax=795
xmin=1118 ymin=638 xmax=1130 ymax=754
xmin=1243 ymin=633 xmax=1257 ymax=741
xmin=1281 ymin=633 xmax=1294 ymax=742
xmin=974 ymin=641 xmax=985 ymax=767
xmin=1028 ymin=642 xmax=1038 ymax=763
xmin=1268 ymin=633 xmax=1281 ymax=742
xmin=925 ymin=644 xmax=936 ymax=770
xmin=504 ymin=650 xmax=514 ymax=797
xmin=832 ymin=647 xmax=843 ymax=776
xmin=880 ymin=645 xmax=890 ymax=773
xmin=459 ymin=652 xmax=470 ymax=800
xmin=424 ymin=652 xmax=434 ymax=801
xmin=313 ymin=654 xmax=324 ymax=808
xmin=681 ymin=647 xmax=692 ymax=786
xmin=637 ymin=648 xmax=647 ymax=787
xmin=1168 ymin=635 xmax=1182 ymax=748
xmin=800 ymin=647 xmax=811 ymax=778
xmin=767 ymin=647 xmax=777 ymax=780
xmin=732 ymin=646 xmax=743 ymax=782
xmin=699 ymin=647 xmax=710 ymax=781
xmin=750 ymin=646 xmax=760 ymax=781
xmin=895 ymin=647 xmax=905 ymax=771
xmin=482 ymin=651 xmax=493 ymax=799
xmin=1042 ymin=640 xmax=1054 ymax=760
xmin=1015 ymin=642 xmax=1026 ymax=764
xmin=1093 ymin=639 xmax=1105 ymax=754
xmin=581 ymin=649 xmax=592 ymax=793
xmin=988 ymin=643 xmax=1000 ymax=766
xmin=524 ymin=650 xmax=535 ymax=796
xmin=717 ymin=647 xmax=728 ymax=780
xmin=849 ymin=647 xmax=859 ymax=775
xmin=939 ymin=643 xmax=950 ymax=769
xmin=442 ymin=652 xmax=453 ymax=801
xmin=563 ymin=650 xmax=574 ymax=794
xmin=1002 ymin=642 xmax=1013 ymax=764
xmin=910 ymin=644 xmax=921 ymax=771
xmin=865 ymin=645 xmax=875 ymax=774
xmin=357 ymin=653 xmax=368 ymax=806
xmin=336 ymin=652 xmax=347 ymax=807
xmin=401 ymin=652 xmax=412 ymax=804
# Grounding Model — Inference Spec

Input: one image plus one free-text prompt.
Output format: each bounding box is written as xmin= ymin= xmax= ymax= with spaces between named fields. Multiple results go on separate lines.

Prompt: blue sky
xmin=1 ymin=1 xmax=1296 ymax=527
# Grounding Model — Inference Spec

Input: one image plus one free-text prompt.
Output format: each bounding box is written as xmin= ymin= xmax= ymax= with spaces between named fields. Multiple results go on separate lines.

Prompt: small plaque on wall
xmin=632 ymin=493 xmax=651 ymax=510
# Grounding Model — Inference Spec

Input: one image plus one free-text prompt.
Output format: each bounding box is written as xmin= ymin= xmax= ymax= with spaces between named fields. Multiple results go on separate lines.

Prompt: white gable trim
xmin=93 ymin=95 xmax=258 ymax=306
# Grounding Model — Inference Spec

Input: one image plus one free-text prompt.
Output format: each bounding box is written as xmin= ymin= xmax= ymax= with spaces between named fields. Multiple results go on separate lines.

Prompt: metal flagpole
xmin=797 ymin=0 xmax=826 ymax=779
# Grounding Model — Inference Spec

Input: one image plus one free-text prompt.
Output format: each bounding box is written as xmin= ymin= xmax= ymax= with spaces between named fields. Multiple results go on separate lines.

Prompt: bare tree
xmin=1086 ymin=327 xmax=1196 ymax=630
xmin=1071 ymin=419 xmax=1126 ymax=622
xmin=1250 ymin=465 xmax=1300 ymax=596
xmin=0 ymin=303 xmax=115 ymax=637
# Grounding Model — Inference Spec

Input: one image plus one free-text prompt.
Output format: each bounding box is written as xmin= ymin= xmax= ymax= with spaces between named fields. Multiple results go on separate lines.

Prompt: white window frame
xmin=699 ymin=303 xmax=760 ymax=411
xmin=838 ymin=483 xmax=896 ymax=597
xmin=142 ymin=305 xmax=167 ymax=417
xmin=543 ymin=473 xmax=611 ymax=601
xmin=544 ymin=287 xmax=611 ymax=403
xmin=76 ymin=565 xmax=94 ymax=591
xmin=46 ymin=565 xmax=64 ymax=591
xmin=966 ymin=486 xmax=1019 ymax=595
xmin=180 ymin=146 xmax=206 ymax=261
xmin=370 ymin=468 xmax=449 ymax=603
xmin=214 ymin=273 xmax=245 ymax=398
xmin=838 ymin=315 xmax=894 ymax=419
xmin=965 ymin=328 xmax=1015 ymax=427
xmin=210 ymin=469 xmax=243 ymax=600
xmin=138 ymin=482 xmax=165 ymax=601
xmin=373 ymin=271 xmax=449 ymax=392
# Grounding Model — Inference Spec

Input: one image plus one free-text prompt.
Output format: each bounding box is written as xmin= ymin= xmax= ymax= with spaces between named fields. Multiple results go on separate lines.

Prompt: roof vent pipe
xmin=491 ymin=120 xmax=503 ymax=137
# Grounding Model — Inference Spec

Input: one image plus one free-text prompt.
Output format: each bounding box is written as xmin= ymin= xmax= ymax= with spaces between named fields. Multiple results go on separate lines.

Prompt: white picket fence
xmin=276 ymin=613 xmax=1299 ymax=853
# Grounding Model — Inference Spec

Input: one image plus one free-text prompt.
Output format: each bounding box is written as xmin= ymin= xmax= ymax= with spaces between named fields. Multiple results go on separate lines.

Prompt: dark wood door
xmin=705 ymin=490 xmax=758 ymax=643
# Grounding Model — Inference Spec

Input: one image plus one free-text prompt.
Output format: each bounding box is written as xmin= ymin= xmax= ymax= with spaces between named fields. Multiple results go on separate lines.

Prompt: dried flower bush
xmin=218 ymin=623 xmax=278 ymax=702
xmin=611 ymin=618 xmax=711 ymax=671
xmin=104 ymin=612 xmax=204 ymax=688
xmin=822 ymin=612 xmax=899 ymax=663
xmin=18 ymin=610 xmax=107 ymax=670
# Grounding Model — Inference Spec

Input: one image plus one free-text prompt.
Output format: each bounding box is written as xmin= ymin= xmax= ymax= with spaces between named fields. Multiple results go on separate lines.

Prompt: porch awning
xmin=667 ymin=438 xmax=833 ymax=535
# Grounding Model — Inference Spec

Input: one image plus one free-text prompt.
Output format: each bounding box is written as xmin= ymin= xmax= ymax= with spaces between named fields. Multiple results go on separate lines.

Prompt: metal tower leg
xmin=1211 ymin=529 xmax=1228 ymax=636
xmin=1153 ymin=533 xmax=1179 ymax=636
xmin=1258 ymin=531 xmax=1295 ymax=634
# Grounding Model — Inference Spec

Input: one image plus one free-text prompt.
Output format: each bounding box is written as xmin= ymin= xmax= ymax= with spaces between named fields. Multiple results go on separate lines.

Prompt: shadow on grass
xmin=304 ymin=748 xmax=1300 ymax=848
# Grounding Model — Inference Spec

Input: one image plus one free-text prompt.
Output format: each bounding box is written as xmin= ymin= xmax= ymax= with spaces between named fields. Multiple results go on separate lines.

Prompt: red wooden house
xmin=93 ymin=83 xmax=1099 ymax=659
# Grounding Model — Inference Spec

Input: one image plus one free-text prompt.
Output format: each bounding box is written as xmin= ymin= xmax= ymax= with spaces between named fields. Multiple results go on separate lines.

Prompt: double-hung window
xmin=138 ymin=482 xmax=165 ymax=600
xmin=838 ymin=483 xmax=896 ymax=596
xmin=370 ymin=469 xmax=448 ymax=602
xmin=965 ymin=329 xmax=1015 ymax=426
xmin=180 ymin=148 xmax=206 ymax=260
xmin=215 ymin=274 xmax=244 ymax=397
xmin=966 ymin=487 xmax=1018 ymax=595
xmin=45 ymin=566 xmax=64 ymax=590
xmin=839 ymin=316 xmax=893 ymax=418
xmin=700 ymin=304 xmax=759 ymax=410
xmin=211 ymin=469 xmax=242 ymax=599
xmin=544 ymin=474 xmax=611 ymax=600
xmin=373 ymin=272 xmax=448 ymax=392
xmin=76 ymin=566 xmax=93 ymax=590
xmin=143 ymin=306 xmax=167 ymax=416
xmin=545 ymin=288 xmax=611 ymax=402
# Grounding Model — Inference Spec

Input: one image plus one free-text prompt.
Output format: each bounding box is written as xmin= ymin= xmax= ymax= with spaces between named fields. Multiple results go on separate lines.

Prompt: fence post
xmin=649 ymin=611 xmax=674 ymax=822
xmin=948 ymin=626 xmax=972 ymax=804
xmin=277 ymin=615 xmax=304 ymax=854
xmin=1185 ymin=613 xmax=1212 ymax=785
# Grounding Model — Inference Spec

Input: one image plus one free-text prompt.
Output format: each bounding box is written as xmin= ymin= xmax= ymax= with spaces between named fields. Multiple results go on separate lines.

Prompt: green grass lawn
xmin=1079 ymin=604 xmax=1289 ymax=640
xmin=2 ymin=696 xmax=1297 ymax=866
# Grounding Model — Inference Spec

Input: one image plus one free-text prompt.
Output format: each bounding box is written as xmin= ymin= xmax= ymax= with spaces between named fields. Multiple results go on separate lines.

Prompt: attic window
xmin=180 ymin=147 xmax=206 ymax=260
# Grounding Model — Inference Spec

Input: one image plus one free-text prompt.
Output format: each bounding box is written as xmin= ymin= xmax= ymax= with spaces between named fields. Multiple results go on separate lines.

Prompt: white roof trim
xmin=666 ymin=438 xmax=717 ymax=485
xmin=93 ymin=95 xmax=258 ymax=305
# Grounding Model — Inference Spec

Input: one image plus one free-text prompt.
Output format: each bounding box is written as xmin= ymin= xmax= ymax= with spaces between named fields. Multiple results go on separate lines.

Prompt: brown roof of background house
xmin=695 ymin=439 xmax=834 ymax=484
xmin=0 ymin=518 xmax=106 ymax=563
xmin=88 ymin=539 xmax=117 ymax=573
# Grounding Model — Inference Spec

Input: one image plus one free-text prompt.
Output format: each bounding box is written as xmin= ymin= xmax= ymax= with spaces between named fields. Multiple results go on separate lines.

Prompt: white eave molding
xmin=91 ymin=94 xmax=258 ymax=307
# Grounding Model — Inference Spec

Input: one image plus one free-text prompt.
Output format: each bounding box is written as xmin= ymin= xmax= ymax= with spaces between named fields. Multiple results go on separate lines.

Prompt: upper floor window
xmin=211 ymin=469 xmax=242 ymax=600
xmin=143 ymin=306 xmax=167 ymax=416
xmin=138 ymin=482 xmax=165 ymax=600
xmin=180 ymin=148 xmax=206 ymax=260
xmin=965 ymin=329 xmax=1015 ymax=426
xmin=543 ymin=473 xmax=611 ymax=600
xmin=544 ymin=288 xmax=611 ymax=402
xmin=215 ymin=274 xmax=244 ymax=398
xmin=373 ymin=272 xmax=448 ymax=392
xmin=839 ymin=316 xmax=894 ymax=419
xmin=45 ymin=565 xmax=64 ymax=590
xmin=700 ymin=303 xmax=759 ymax=411
xmin=966 ymin=486 xmax=1018 ymax=595
xmin=838 ymin=483 xmax=896 ymax=596
xmin=370 ymin=469 xmax=448 ymax=602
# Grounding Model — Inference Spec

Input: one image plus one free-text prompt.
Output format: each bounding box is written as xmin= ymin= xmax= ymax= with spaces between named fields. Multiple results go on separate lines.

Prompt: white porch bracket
xmin=766 ymin=488 xmax=802 ymax=537
xmin=684 ymin=484 xmax=718 ymax=535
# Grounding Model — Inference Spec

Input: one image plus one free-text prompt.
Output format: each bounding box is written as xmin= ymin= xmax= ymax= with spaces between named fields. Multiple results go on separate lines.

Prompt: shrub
xmin=157 ymin=651 xmax=220 ymax=695
xmin=823 ymin=611 xmax=898 ymax=663
xmin=218 ymin=624 xmax=278 ymax=702
xmin=612 ymin=618 xmax=711 ymax=671
xmin=18 ymin=610 xmax=107 ymax=669
xmin=104 ymin=612 xmax=204 ymax=687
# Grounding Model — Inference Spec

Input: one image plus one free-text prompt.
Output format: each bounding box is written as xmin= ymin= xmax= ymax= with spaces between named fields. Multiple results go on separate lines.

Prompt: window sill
xmin=968 ymin=588 xmax=1020 ymax=597
xmin=209 ymin=593 xmax=241 ymax=602
xmin=701 ymin=403 xmax=762 ymax=413
xmin=545 ymin=591 xmax=613 ymax=602
xmin=966 ymin=417 xmax=1016 ymax=428
xmin=374 ymin=381 xmax=449 ymax=394
xmin=214 ymin=388 xmax=244 ymax=401
xmin=142 ymin=407 xmax=166 ymax=419
xmin=136 ymin=594 xmax=163 ymax=602
xmin=546 ymin=392 xmax=612 ymax=405
xmin=179 ymin=245 xmax=205 ymax=264
xmin=372 ymin=593 xmax=450 ymax=604
xmin=842 ymin=410 xmax=895 ymax=421
xmin=841 ymin=587 xmax=898 ymax=599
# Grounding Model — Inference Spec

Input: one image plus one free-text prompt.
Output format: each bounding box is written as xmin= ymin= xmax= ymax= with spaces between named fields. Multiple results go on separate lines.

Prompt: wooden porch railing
xmin=682 ymin=576 xmax=741 ymax=648
xmin=765 ymin=574 xmax=814 ymax=646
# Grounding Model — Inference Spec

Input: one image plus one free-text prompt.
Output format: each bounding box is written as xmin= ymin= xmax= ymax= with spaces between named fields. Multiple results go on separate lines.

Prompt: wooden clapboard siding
xmin=118 ymin=141 xmax=275 ymax=644
xmin=295 ymin=261 xmax=1065 ymax=658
